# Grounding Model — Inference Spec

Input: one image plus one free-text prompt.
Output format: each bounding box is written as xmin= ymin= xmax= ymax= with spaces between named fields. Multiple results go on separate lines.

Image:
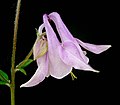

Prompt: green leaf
xmin=0 ymin=81 xmax=10 ymax=87
xmin=17 ymin=68 xmax=27 ymax=75
xmin=17 ymin=59 xmax=33 ymax=69
xmin=21 ymin=59 xmax=33 ymax=68
xmin=16 ymin=59 xmax=33 ymax=76
xmin=0 ymin=70 xmax=9 ymax=82
xmin=0 ymin=81 xmax=7 ymax=85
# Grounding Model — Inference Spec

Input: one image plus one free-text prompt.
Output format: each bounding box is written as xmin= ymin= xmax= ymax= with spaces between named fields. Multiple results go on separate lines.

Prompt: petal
xmin=33 ymin=37 xmax=48 ymax=60
xmin=48 ymin=55 xmax=72 ymax=79
xmin=43 ymin=14 xmax=60 ymax=50
xmin=49 ymin=12 xmax=74 ymax=42
xmin=33 ymin=24 xmax=48 ymax=60
xmin=49 ymin=12 xmax=89 ymax=63
xmin=59 ymin=42 xmax=99 ymax=73
xmin=43 ymin=14 xmax=72 ymax=79
xmin=20 ymin=53 xmax=48 ymax=87
xmin=76 ymin=38 xmax=112 ymax=54
xmin=33 ymin=37 xmax=41 ymax=60
xmin=38 ymin=24 xmax=45 ymax=34
xmin=61 ymin=41 xmax=83 ymax=60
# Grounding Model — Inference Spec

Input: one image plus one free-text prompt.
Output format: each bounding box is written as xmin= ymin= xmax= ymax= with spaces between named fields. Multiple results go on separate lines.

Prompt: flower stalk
xmin=10 ymin=0 xmax=21 ymax=105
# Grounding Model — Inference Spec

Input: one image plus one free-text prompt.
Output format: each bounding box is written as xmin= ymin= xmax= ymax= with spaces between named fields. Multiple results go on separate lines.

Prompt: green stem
xmin=11 ymin=0 xmax=21 ymax=105
xmin=10 ymin=84 xmax=15 ymax=105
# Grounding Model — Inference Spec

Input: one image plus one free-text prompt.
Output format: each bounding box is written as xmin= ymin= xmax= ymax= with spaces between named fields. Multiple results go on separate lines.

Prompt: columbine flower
xmin=20 ymin=12 xmax=111 ymax=87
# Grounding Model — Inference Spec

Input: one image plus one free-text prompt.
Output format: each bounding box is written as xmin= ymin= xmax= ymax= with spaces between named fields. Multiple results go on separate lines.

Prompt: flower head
xmin=20 ymin=12 xmax=111 ymax=87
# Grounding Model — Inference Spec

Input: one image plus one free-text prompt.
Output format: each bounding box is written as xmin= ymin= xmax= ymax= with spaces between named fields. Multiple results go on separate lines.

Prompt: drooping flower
xmin=20 ymin=12 xmax=111 ymax=87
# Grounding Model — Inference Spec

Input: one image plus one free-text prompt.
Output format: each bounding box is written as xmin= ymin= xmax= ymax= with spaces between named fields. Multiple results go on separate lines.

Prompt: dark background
xmin=0 ymin=0 xmax=114 ymax=105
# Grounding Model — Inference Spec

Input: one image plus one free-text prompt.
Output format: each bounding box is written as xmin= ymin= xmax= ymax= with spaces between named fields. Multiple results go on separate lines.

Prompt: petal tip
xmin=108 ymin=45 xmax=112 ymax=48
xmin=100 ymin=45 xmax=112 ymax=53
xmin=20 ymin=84 xmax=24 ymax=88
xmin=20 ymin=83 xmax=29 ymax=88
xmin=92 ymin=70 xmax=100 ymax=73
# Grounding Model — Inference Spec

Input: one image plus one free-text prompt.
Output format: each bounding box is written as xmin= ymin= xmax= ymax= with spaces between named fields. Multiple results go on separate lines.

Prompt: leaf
xmin=0 ymin=81 xmax=10 ymax=87
xmin=0 ymin=81 xmax=7 ymax=85
xmin=17 ymin=59 xmax=33 ymax=69
xmin=0 ymin=70 xmax=9 ymax=82
xmin=17 ymin=68 xmax=27 ymax=75
xmin=16 ymin=59 xmax=33 ymax=76
xmin=21 ymin=59 xmax=33 ymax=68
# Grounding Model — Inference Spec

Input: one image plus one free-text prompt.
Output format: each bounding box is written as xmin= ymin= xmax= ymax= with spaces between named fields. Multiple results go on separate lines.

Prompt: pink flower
xmin=20 ymin=12 xmax=111 ymax=87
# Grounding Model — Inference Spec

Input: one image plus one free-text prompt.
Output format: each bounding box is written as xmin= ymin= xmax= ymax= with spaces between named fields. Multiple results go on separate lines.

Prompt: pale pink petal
xmin=20 ymin=54 xmax=48 ymax=87
xmin=49 ymin=12 xmax=89 ymax=63
xmin=49 ymin=12 xmax=74 ymax=42
xmin=38 ymin=24 xmax=45 ymax=34
xmin=61 ymin=41 xmax=82 ymax=60
xmin=48 ymin=54 xmax=72 ymax=79
xmin=43 ymin=14 xmax=72 ymax=79
xmin=33 ymin=38 xmax=42 ymax=60
xmin=76 ymin=38 xmax=112 ymax=54
xmin=59 ymin=42 xmax=99 ymax=73
xmin=33 ymin=24 xmax=46 ymax=60
xmin=33 ymin=38 xmax=47 ymax=60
